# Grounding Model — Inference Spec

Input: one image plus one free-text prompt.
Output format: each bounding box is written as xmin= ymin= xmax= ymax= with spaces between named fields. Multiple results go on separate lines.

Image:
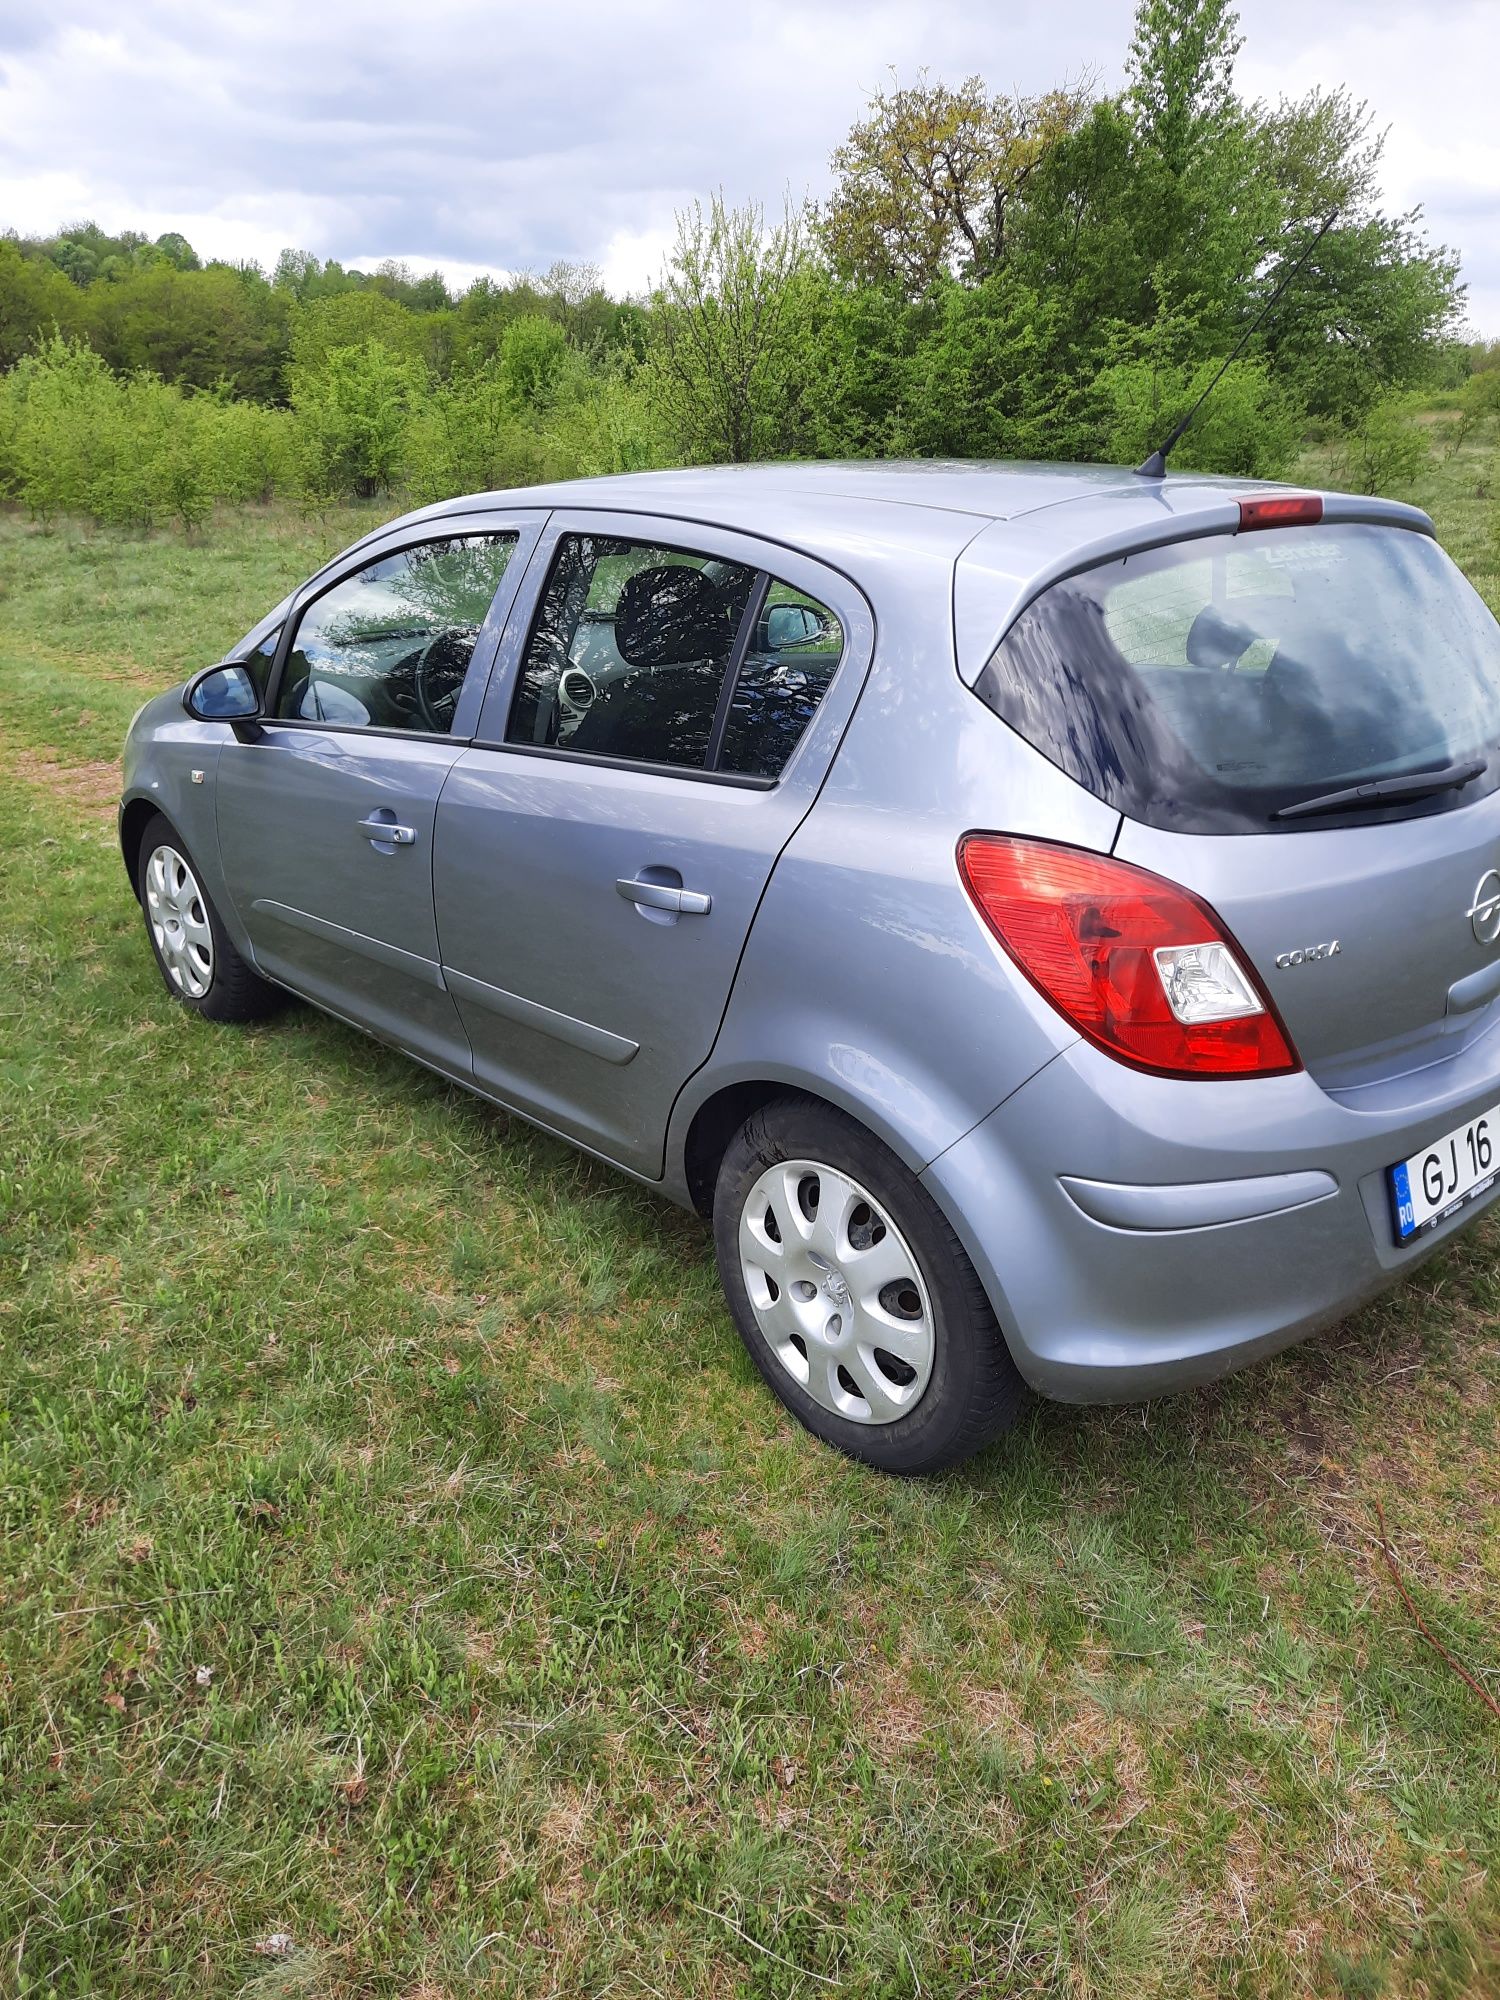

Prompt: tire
xmin=713 ymin=1094 xmax=1025 ymax=1474
xmin=134 ymin=811 xmax=287 ymax=1024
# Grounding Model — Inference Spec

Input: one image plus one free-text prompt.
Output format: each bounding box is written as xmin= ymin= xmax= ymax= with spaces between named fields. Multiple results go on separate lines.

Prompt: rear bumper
xmin=920 ymin=1029 xmax=1500 ymax=1403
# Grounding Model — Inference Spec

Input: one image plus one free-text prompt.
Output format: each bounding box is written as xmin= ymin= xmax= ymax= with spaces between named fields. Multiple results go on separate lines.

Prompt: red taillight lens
xmin=957 ymin=835 xmax=1299 ymax=1079
xmin=1237 ymin=493 xmax=1323 ymax=530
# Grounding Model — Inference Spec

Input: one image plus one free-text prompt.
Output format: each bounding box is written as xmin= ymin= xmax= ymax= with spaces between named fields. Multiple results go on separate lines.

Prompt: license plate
xmin=1390 ymin=1107 xmax=1500 ymax=1241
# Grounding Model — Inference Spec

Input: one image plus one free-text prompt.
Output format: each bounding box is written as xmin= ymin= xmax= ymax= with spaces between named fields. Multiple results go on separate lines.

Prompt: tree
xmin=1127 ymin=0 xmax=1242 ymax=184
xmin=499 ymin=314 xmax=569 ymax=407
xmin=291 ymin=339 xmax=422 ymax=498
xmin=1254 ymin=89 xmax=1464 ymax=418
xmin=1257 ymin=86 xmax=1384 ymax=230
xmin=290 ymin=288 xmax=425 ymax=371
xmin=820 ymin=73 xmax=1092 ymax=295
xmin=1124 ymin=0 xmax=1273 ymax=332
xmin=648 ymin=194 xmax=810 ymax=463
xmin=153 ymin=231 xmax=201 ymax=272
xmin=0 ymin=240 xmax=84 ymax=367
xmin=85 ymin=263 xmax=292 ymax=401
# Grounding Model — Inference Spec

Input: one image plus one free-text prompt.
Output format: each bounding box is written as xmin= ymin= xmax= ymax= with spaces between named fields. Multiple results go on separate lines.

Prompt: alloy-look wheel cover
xmin=738 ymin=1158 xmax=935 ymax=1425
xmin=145 ymin=844 xmax=214 ymax=999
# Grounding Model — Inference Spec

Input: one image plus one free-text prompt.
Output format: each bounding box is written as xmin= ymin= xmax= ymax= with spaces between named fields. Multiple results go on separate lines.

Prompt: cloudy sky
xmin=1 ymin=0 xmax=1496 ymax=330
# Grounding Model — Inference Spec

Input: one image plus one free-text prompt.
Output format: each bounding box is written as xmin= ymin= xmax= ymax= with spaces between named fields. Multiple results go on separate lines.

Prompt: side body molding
xmin=443 ymin=967 xmax=640 ymax=1066
xmin=250 ymin=898 xmax=448 ymax=991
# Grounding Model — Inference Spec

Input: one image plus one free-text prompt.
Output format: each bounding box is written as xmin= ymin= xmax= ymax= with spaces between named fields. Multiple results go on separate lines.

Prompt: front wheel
xmin=135 ymin=812 xmax=287 ymax=1024
xmin=713 ymin=1096 xmax=1025 ymax=1473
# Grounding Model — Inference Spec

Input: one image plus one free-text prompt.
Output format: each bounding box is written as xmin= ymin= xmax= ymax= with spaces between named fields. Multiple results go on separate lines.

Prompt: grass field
xmin=2 ymin=435 xmax=1498 ymax=2000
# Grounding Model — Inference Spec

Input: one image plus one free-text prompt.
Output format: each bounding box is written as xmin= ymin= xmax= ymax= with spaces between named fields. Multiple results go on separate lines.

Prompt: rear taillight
xmin=957 ymin=835 xmax=1299 ymax=1079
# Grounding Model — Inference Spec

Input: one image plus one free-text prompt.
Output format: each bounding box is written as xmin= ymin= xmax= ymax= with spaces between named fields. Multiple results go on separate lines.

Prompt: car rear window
xmin=975 ymin=523 xmax=1500 ymax=832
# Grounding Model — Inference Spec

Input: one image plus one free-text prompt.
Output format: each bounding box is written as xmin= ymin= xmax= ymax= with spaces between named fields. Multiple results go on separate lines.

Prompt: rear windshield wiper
xmin=1272 ymin=759 xmax=1488 ymax=822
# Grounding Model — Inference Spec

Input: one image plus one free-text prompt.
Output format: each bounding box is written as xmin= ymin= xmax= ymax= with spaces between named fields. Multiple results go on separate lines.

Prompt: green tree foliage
xmin=1253 ymin=94 xmax=1464 ymax=420
xmin=0 ymin=335 xmax=292 ymax=529
xmin=647 ymin=194 xmax=811 ymax=463
xmin=87 ymin=263 xmax=291 ymax=400
xmin=820 ymin=74 xmax=1092 ymax=295
xmin=0 ymin=0 xmax=1477 ymax=516
xmin=290 ymin=339 xmax=423 ymax=500
xmin=403 ymin=364 xmax=547 ymax=504
xmin=1123 ymin=0 xmax=1276 ymax=334
xmin=0 ymin=240 xmax=84 ymax=367
xmin=1330 ymin=395 xmax=1432 ymax=493
xmin=499 ymin=314 xmax=570 ymax=407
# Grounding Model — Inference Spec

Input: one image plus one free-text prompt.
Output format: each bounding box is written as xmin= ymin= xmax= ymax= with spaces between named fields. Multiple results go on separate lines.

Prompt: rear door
xmin=976 ymin=517 xmax=1500 ymax=1087
xmin=431 ymin=512 xmax=873 ymax=1175
xmin=215 ymin=515 xmax=544 ymax=1071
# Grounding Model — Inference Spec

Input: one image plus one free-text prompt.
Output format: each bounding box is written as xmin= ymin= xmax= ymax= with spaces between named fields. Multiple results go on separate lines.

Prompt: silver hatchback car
xmin=121 ymin=463 xmax=1500 ymax=1472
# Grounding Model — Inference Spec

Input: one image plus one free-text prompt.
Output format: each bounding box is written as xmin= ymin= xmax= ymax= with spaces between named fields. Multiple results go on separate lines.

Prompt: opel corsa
xmin=120 ymin=463 xmax=1500 ymax=1472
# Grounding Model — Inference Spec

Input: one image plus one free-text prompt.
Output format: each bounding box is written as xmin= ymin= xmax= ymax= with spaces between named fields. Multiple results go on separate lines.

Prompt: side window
xmin=507 ymin=536 xmax=756 ymax=769
xmin=507 ymin=537 xmax=845 ymax=778
xmin=276 ymin=534 xmax=517 ymax=735
xmin=718 ymin=581 xmax=844 ymax=778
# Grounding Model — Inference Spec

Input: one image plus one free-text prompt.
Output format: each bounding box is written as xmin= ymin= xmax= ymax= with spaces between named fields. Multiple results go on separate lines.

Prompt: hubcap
xmin=144 ymin=844 xmax=214 ymax=999
xmin=738 ymin=1158 xmax=935 ymax=1425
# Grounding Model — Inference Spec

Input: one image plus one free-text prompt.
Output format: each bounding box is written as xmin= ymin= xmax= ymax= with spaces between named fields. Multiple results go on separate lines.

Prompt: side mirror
xmin=185 ymin=662 xmax=261 ymax=724
xmin=765 ymin=603 xmax=831 ymax=651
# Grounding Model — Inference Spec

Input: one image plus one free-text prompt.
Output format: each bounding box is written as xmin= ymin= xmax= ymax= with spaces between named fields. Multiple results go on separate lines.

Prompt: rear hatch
xmin=974 ymin=514 xmax=1500 ymax=1088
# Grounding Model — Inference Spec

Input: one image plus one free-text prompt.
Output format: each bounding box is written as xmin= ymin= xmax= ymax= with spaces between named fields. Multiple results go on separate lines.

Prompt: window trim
xmin=704 ymin=573 xmax=770 ymax=770
xmin=474 ymin=738 xmax=779 ymax=789
xmin=264 ymin=524 xmax=529 ymax=740
xmin=498 ymin=530 xmax=844 ymax=785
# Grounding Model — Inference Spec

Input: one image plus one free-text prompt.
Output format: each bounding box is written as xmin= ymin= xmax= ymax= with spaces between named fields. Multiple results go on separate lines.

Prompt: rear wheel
xmin=135 ymin=812 xmax=286 ymax=1024
xmin=713 ymin=1096 xmax=1025 ymax=1473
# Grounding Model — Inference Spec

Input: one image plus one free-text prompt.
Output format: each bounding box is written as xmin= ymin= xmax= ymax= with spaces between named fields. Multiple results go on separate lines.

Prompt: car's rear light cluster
xmin=957 ymin=835 xmax=1299 ymax=1079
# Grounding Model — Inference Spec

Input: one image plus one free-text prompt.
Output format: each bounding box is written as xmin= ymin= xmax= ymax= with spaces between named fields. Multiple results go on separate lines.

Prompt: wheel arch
xmin=120 ymin=794 xmax=165 ymax=900
xmin=674 ymin=1067 xmax=936 ymax=1218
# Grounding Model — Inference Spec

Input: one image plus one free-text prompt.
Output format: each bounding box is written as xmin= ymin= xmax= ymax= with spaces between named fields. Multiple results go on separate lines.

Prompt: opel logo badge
xmin=1469 ymin=868 xmax=1500 ymax=946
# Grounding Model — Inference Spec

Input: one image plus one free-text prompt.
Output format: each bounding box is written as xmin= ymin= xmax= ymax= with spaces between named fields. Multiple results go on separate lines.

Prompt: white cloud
xmin=599 ymin=222 xmax=679 ymax=300
xmin=0 ymin=0 xmax=1494 ymax=329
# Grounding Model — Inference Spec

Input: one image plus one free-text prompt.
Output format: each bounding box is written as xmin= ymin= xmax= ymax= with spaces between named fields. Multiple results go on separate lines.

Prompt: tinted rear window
xmin=976 ymin=524 xmax=1500 ymax=832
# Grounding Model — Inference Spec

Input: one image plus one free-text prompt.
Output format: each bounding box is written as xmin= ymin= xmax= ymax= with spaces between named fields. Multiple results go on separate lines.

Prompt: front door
xmin=216 ymin=520 xmax=539 ymax=1073
xmin=432 ymin=514 xmax=871 ymax=1175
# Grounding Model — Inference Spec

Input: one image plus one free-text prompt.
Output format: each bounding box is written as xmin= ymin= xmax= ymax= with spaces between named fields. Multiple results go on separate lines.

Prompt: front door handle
xmin=616 ymin=876 xmax=711 ymax=916
xmin=356 ymin=815 xmax=416 ymax=846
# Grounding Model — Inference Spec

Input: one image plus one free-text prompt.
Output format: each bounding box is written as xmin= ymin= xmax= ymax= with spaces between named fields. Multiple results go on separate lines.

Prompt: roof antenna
xmin=1134 ymin=211 xmax=1339 ymax=478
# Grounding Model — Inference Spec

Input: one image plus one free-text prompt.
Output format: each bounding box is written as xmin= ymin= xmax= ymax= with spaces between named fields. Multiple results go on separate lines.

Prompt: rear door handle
xmin=616 ymin=876 xmax=711 ymax=916
xmin=356 ymin=816 xmax=416 ymax=846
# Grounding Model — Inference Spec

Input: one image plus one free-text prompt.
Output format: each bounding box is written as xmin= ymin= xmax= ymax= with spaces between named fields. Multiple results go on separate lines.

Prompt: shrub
xmin=0 ymin=334 xmax=296 ymax=529
xmin=1330 ymin=396 xmax=1431 ymax=495
xmin=498 ymin=315 xmax=570 ymax=408
xmin=1091 ymin=352 xmax=1302 ymax=478
xmin=205 ymin=394 xmax=296 ymax=504
xmin=290 ymin=339 xmax=423 ymax=500
xmin=402 ymin=361 xmax=545 ymax=503
xmin=544 ymin=364 xmax=668 ymax=478
xmin=0 ymin=334 xmax=119 ymax=521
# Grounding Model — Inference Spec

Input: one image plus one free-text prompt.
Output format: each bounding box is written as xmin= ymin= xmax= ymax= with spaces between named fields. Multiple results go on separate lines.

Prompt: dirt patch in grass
xmin=9 ymin=747 xmax=121 ymax=810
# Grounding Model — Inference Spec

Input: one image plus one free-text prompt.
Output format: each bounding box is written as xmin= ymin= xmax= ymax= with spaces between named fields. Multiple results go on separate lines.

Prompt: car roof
xmin=410 ymin=458 xmax=1311 ymax=540
xmin=392 ymin=455 xmax=1427 ymax=568
xmin=435 ymin=459 xmax=1203 ymax=523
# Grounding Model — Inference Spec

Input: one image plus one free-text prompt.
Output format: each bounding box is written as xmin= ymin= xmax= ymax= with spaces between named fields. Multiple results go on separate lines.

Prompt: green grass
xmin=2 ymin=473 xmax=1499 ymax=2000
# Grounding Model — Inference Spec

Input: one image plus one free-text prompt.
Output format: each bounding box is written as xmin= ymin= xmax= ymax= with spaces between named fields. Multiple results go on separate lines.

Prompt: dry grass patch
xmin=7 ymin=746 xmax=121 ymax=809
